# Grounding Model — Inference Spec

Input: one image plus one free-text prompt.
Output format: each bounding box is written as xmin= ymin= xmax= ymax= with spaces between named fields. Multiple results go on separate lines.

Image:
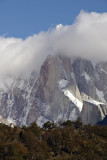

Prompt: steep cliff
xmin=0 ymin=55 xmax=107 ymax=126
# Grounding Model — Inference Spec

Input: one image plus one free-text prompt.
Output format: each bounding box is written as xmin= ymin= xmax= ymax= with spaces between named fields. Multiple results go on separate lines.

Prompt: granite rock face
xmin=0 ymin=55 xmax=107 ymax=126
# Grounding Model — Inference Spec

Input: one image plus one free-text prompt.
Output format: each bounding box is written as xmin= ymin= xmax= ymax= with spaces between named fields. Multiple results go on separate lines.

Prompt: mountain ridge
xmin=0 ymin=55 xmax=107 ymax=126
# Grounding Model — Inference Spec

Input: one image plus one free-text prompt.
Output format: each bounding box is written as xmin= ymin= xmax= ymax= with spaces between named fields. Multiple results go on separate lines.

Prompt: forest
xmin=0 ymin=119 xmax=106 ymax=160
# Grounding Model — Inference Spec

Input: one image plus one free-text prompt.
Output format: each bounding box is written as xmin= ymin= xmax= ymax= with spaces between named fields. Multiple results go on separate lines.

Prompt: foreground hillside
xmin=0 ymin=120 xmax=106 ymax=160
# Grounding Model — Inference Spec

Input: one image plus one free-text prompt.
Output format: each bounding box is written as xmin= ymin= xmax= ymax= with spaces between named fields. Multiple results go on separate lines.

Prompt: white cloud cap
xmin=0 ymin=11 xmax=107 ymax=76
xmin=56 ymin=24 xmax=63 ymax=30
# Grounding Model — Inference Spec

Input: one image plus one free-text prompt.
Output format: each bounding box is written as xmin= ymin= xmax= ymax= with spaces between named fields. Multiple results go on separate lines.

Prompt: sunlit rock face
xmin=34 ymin=55 xmax=82 ymax=125
xmin=0 ymin=55 xmax=107 ymax=126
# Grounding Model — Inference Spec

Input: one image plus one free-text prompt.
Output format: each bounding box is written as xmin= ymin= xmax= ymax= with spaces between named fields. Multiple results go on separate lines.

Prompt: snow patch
xmin=44 ymin=105 xmax=50 ymax=115
xmin=83 ymin=98 xmax=104 ymax=105
xmin=91 ymin=60 xmax=97 ymax=69
xmin=71 ymin=72 xmax=76 ymax=80
xmin=63 ymin=90 xmax=83 ymax=112
xmin=81 ymin=92 xmax=105 ymax=106
xmin=37 ymin=116 xmax=49 ymax=127
xmin=69 ymin=108 xmax=77 ymax=121
xmin=81 ymin=72 xmax=91 ymax=82
xmin=7 ymin=117 xmax=16 ymax=125
xmin=96 ymin=88 xmax=106 ymax=103
xmin=100 ymin=68 xmax=107 ymax=74
xmin=58 ymin=79 xmax=69 ymax=90
xmin=82 ymin=93 xmax=105 ymax=119
xmin=56 ymin=112 xmax=63 ymax=122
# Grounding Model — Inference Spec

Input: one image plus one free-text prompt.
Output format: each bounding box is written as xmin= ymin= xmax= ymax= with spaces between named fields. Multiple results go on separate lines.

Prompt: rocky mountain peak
xmin=0 ymin=55 xmax=107 ymax=126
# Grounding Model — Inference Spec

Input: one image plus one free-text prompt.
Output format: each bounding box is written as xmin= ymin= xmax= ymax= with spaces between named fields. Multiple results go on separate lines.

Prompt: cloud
xmin=0 ymin=11 xmax=107 ymax=76
xmin=56 ymin=24 xmax=63 ymax=30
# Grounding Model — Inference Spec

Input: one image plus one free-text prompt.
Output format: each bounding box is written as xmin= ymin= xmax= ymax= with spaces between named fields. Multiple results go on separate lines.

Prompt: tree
xmin=43 ymin=121 xmax=56 ymax=130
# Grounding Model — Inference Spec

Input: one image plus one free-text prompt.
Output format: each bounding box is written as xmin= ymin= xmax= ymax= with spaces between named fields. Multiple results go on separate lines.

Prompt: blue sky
xmin=0 ymin=0 xmax=107 ymax=38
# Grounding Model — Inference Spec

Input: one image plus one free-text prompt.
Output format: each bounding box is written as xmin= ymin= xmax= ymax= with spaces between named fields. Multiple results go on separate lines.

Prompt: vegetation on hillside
xmin=0 ymin=119 xmax=106 ymax=160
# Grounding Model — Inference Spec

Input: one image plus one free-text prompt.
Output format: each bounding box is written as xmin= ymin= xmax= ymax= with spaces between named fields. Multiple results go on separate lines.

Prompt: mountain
xmin=97 ymin=115 xmax=107 ymax=125
xmin=0 ymin=55 xmax=107 ymax=126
